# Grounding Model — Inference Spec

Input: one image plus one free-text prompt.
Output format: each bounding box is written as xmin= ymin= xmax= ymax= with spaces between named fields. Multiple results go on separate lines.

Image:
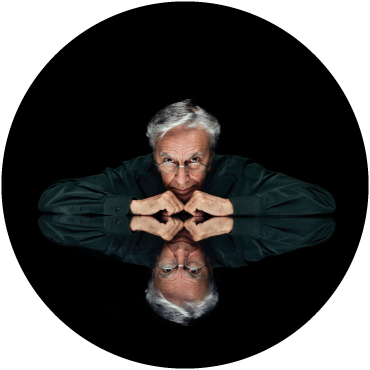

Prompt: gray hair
xmin=145 ymin=274 xmax=219 ymax=325
xmin=146 ymin=99 xmax=221 ymax=153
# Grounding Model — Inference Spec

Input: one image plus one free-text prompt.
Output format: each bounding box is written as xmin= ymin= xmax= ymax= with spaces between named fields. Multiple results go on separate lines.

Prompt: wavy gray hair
xmin=145 ymin=274 xmax=219 ymax=325
xmin=146 ymin=99 xmax=221 ymax=153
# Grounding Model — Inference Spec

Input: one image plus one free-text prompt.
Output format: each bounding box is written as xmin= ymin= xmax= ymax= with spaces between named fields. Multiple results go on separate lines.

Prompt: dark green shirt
xmin=38 ymin=153 xmax=336 ymax=216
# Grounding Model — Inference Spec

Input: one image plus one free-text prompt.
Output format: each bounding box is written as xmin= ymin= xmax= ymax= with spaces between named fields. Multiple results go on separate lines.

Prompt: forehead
xmin=155 ymin=126 xmax=210 ymax=155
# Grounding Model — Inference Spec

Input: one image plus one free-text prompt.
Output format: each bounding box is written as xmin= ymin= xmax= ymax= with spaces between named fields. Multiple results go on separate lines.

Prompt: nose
xmin=174 ymin=248 xmax=189 ymax=264
xmin=175 ymin=166 xmax=188 ymax=184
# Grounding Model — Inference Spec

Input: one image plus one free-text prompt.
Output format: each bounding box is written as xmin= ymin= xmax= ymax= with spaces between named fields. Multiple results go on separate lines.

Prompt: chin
xmin=174 ymin=189 xmax=196 ymax=203
xmin=177 ymin=193 xmax=192 ymax=203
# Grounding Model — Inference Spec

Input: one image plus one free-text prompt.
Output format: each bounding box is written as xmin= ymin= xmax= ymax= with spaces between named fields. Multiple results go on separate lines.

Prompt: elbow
xmin=38 ymin=194 xmax=46 ymax=212
xmin=323 ymin=189 xmax=336 ymax=213
xmin=38 ymin=190 xmax=52 ymax=213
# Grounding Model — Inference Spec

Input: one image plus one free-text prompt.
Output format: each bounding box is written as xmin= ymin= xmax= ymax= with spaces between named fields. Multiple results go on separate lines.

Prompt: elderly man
xmin=38 ymin=99 xmax=335 ymax=217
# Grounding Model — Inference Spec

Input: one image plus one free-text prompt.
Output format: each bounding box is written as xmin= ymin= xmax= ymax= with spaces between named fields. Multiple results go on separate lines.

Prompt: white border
xmin=1 ymin=1 xmax=369 ymax=369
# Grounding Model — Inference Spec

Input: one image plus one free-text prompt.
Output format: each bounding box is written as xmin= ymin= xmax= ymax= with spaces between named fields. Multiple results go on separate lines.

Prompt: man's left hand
xmin=184 ymin=191 xmax=234 ymax=216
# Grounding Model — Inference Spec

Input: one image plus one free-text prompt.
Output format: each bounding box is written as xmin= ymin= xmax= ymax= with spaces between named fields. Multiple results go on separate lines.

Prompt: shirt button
xmin=115 ymin=218 xmax=120 ymax=224
xmin=78 ymin=206 xmax=83 ymax=211
xmin=115 ymin=207 xmax=120 ymax=213
xmin=79 ymin=220 xmax=83 ymax=224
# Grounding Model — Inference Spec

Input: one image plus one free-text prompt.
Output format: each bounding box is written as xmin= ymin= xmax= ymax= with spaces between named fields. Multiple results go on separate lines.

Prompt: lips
xmin=169 ymin=237 xmax=196 ymax=246
xmin=172 ymin=186 xmax=194 ymax=194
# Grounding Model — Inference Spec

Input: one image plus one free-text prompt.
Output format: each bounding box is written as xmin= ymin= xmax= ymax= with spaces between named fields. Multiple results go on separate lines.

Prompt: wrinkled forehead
xmin=155 ymin=277 xmax=209 ymax=304
xmin=154 ymin=126 xmax=211 ymax=153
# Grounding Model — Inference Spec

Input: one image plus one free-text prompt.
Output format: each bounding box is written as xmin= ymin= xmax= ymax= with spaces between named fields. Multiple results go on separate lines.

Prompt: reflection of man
xmin=146 ymin=227 xmax=218 ymax=325
xmin=38 ymin=213 xmax=335 ymax=325
xmin=39 ymin=99 xmax=335 ymax=217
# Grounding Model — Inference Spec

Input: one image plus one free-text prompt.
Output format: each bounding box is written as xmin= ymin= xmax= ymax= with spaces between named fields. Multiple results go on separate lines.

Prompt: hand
xmin=184 ymin=191 xmax=234 ymax=216
xmin=129 ymin=216 xmax=184 ymax=241
xmin=130 ymin=190 xmax=184 ymax=215
xmin=184 ymin=216 xmax=234 ymax=241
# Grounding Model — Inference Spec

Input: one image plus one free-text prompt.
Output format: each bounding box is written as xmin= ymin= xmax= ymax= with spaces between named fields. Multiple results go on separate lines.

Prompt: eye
xmin=164 ymin=158 xmax=173 ymax=163
xmin=191 ymin=157 xmax=200 ymax=162
xmin=162 ymin=268 xmax=172 ymax=273
xmin=185 ymin=267 xmax=200 ymax=274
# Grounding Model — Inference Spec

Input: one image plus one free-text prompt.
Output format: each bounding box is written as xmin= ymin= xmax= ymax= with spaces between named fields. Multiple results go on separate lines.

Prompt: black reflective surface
xmin=32 ymin=212 xmax=341 ymax=366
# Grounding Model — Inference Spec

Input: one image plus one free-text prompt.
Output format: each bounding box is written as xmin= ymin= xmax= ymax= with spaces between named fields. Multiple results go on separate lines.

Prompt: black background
xmin=2 ymin=3 xmax=368 ymax=368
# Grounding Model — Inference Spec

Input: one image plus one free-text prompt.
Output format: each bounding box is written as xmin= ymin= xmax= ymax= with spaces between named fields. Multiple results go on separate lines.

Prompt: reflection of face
xmin=153 ymin=126 xmax=214 ymax=203
xmin=153 ymin=228 xmax=213 ymax=305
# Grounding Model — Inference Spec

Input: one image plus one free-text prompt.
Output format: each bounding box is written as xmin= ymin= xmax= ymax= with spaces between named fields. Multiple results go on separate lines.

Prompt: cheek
xmin=161 ymin=173 xmax=174 ymax=187
xmin=190 ymin=173 xmax=206 ymax=186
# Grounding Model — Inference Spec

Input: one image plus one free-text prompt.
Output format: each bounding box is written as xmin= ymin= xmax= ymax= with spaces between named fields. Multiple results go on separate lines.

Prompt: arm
xmin=229 ymin=162 xmax=336 ymax=216
xmin=38 ymin=164 xmax=142 ymax=215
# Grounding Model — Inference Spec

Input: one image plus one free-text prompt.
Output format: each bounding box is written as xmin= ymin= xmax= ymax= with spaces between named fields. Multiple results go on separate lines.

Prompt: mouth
xmin=169 ymin=238 xmax=197 ymax=246
xmin=172 ymin=186 xmax=194 ymax=194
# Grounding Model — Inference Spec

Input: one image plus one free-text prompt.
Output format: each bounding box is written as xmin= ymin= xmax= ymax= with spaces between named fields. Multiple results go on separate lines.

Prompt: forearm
xmin=230 ymin=186 xmax=335 ymax=216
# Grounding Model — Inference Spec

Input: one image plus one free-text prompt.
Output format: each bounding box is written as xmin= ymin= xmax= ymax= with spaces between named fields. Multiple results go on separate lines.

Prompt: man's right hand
xmin=129 ymin=215 xmax=184 ymax=241
xmin=130 ymin=191 xmax=184 ymax=215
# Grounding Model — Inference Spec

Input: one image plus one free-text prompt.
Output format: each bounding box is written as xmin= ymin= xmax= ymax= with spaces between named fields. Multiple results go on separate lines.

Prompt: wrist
xmin=225 ymin=199 xmax=234 ymax=216
xmin=225 ymin=217 xmax=234 ymax=234
xmin=129 ymin=216 xmax=141 ymax=232
xmin=130 ymin=199 xmax=141 ymax=215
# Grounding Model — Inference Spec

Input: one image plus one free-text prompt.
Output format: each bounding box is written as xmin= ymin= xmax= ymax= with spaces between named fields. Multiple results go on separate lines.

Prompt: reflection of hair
xmin=146 ymin=99 xmax=221 ymax=153
xmin=145 ymin=273 xmax=219 ymax=326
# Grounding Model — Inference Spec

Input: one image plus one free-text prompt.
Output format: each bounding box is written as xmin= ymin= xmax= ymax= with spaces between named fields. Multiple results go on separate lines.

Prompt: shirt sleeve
xmin=229 ymin=162 xmax=336 ymax=216
xmin=38 ymin=164 xmax=143 ymax=215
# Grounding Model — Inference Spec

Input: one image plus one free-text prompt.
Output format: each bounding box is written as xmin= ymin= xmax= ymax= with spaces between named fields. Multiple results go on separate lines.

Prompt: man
xmin=38 ymin=99 xmax=336 ymax=217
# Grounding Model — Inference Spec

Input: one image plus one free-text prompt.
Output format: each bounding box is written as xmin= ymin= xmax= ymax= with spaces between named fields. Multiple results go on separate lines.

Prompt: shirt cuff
xmin=229 ymin=217 xmax=261 ymax=237
xmin=229 ymin=196 xmax=260 ymax=216
xmin=104 ymin=195 xmax=138 ymax=216
xmin=103 ymin=215 xmax=135 ymax=235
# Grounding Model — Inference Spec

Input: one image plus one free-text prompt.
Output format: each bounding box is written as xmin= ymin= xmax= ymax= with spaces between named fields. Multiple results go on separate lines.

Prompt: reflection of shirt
xmin=204 ymin=216 xmax=335 ymax=268
xmin=38 ymin=153 xmax=335 ymax=216
xmin=38 ymin=214 xmax=163 ymax=268
xmin=38 ymin=215 xmax=335 ymax=269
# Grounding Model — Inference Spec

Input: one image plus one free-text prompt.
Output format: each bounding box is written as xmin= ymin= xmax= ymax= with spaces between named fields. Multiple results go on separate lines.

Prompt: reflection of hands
xmin=184 ymin=191 xmax=234 ymax=216
xmin=184 ymin=216 xmax=234 ymax=241
xmin=130 ymin=191 xmax=184 ymax=215
xmin=129 ymin=215 xmax=184 ymax=241
xmin=161 ymin=209 xmax=204 ymax=217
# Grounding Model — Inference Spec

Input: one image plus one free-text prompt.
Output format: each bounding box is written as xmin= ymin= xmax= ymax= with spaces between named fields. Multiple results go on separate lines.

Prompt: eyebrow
xmin=159 ymin=152 xmax=204 ymax=160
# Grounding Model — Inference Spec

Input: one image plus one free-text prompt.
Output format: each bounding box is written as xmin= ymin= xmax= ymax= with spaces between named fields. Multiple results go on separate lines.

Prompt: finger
xmin=184 ymin=217 xmax=197 ymax=234
xmin=163 ymin=192 xmax=182 ymax=215
xmin=167 ymin=191 xmax=185 ymax=213
xmin=163 ymin=217 xmax=183 ymax=240
xmin=193 ymin=210 xmax=204 ymax=216
xmin=185 ymin=218 xmax=204 ymax=241
xmin=185 ymin=197 xmax=202 ymax=216
xmin=161 ymin=215 xmax=170 ymax=223
xmin=160 ymin=197 xmax=177 ymax=216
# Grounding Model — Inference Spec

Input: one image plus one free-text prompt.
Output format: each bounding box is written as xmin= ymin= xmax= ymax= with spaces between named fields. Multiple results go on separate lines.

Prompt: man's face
xmin=152 ymin=228 xmax=213 ymax=305
xmin=153 ymin=126 xmax=214 ymax=203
